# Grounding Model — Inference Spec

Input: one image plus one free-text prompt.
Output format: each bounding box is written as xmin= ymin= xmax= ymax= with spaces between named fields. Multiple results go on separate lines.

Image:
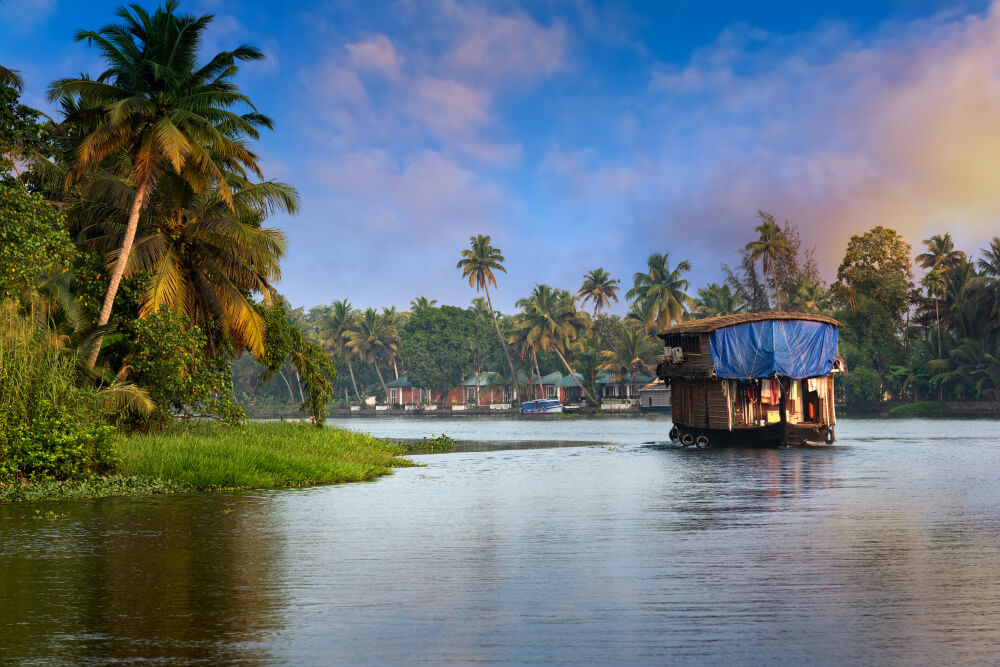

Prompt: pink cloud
xmin=345 ymin=34 xmax=401 ymax=78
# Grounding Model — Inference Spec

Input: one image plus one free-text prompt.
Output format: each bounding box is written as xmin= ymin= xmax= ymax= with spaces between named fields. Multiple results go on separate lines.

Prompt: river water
xmin=2 ymin=417 xmax=1000 ymax=665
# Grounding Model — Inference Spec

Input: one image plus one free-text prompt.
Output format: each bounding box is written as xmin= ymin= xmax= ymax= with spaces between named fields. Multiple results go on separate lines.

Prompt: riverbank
xmin=0 ymin=422 xmax=415 ymax=503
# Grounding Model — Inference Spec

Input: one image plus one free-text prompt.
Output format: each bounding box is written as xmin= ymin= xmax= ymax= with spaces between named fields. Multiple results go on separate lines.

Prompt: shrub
xmin=126 ymin=308 xmax=245 ymax=427
xmin=0 ymin=183 xmax=76 ymax=299
xmin=0 ymin=303 xmax=117 ymax=481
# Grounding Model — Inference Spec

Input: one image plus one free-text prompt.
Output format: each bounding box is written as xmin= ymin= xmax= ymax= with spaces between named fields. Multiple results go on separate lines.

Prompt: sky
xmin=3 ymin=0 xmax=1000 ymax=314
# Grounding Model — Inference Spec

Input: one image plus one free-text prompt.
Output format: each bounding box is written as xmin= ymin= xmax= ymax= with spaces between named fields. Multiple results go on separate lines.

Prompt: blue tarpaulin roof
xmin=708 ymin=320 xmax=838 ymax=379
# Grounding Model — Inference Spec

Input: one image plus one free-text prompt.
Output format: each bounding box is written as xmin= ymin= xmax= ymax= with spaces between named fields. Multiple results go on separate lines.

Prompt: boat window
xmin=660 ymin=334 xmax=700 ymax=354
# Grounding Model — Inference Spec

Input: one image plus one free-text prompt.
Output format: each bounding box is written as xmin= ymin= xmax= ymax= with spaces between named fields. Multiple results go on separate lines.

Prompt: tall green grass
xmin=116 ymin=422 xmax=415 ymax=490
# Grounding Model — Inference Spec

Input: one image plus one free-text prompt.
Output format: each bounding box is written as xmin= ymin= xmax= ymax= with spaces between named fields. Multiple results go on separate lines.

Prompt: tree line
xmin=254 ymin=213 xmax=1000 ymax=411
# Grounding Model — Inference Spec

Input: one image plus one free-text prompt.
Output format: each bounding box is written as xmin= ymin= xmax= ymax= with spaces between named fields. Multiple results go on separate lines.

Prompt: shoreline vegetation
xmin=3 ymin=2 xmax=1000 ymax=502
xmin=0 ymin=423 xmax=414 ymax=503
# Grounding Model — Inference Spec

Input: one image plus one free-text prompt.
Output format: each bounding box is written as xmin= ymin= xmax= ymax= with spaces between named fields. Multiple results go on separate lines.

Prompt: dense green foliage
xmin=0 ymin=184 xmax=76 ymax=299
xmin=127 ymin=308 xmax=245 ymax=426
xmin=399 ymin=306 xmax=494 ymax=391
xmin=0 ymin=304 xmax=117 ymax=482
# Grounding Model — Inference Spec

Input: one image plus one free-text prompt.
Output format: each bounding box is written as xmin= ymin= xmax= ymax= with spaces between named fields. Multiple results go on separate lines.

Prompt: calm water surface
xmin=2 ymin=417 xmax=1000 ymax=665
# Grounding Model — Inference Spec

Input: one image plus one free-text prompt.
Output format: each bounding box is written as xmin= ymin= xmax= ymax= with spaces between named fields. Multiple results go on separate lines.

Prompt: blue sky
xmin=3 ymin=0 xmax=999 ymax=314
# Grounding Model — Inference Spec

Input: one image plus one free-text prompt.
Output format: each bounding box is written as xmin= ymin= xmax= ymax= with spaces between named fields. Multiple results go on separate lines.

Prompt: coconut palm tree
xmin=50 ymin=1 xmax=272 ymax=367
xmin=508 ymin=319 xmax=544 ymax=399
xmin=513 ymin=284 xmax=596 ymax=404
xmin=346 ymin=307 xmax=398 ymax=400
xmin=916 ymin=233 xmax=966 ymax=274
xmin=599 ymin=325 xmax=656 ymax=400
xmin=320 ymin=299 xmax=361 ymax=402
xmin=409 ymin=296 xmax=437 ymax=314
xmin=577 ymin=268 xmax=620 ymax=316
xmin=73 ymin=173 xmax=295 ymax=356
xmin=787 ymin=278 xmax=826 ymax=314
xmin=457 ymin=235 xmax=519 ymax=402
xmin=381 ymin=306 xmax=406 ymax=378
xmin=978 ymin=237 xmax=1000 ymax=279
xmin=745 ymin=220 xmax=790 ymax=311
xmin=693 ymin=283 xmax=741 ymax=319
xmin=625 ymin=253 xmax=691 ymax=333
xmin=922 ymin=269 xmax=947 ymax=358
xmin=0 ymin=64 xmax=23 ymax=91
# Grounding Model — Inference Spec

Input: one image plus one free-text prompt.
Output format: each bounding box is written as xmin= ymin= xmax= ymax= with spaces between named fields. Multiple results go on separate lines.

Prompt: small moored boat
xmin=520 ymin=399 xmax=563 ymax=415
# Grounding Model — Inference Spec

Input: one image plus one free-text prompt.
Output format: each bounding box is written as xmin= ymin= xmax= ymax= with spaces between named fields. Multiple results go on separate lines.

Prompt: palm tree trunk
xmin=484 ymin=286 xmax=519 ymax=402
xmin=86 ymin=177 xmax=149 ymax=368
xmin=346 ymin=357 xmax=361 ymax=401
xmin=935 ymin=297 xmax=941 ymax=358
xmin=393 ymin=358 xmax=399 ymax=379
xmin=294 ymin=369 xmax=305 ymax=403
xmin=373 ymin=363 xmax=389 ymax=402
xmin=533 ymin=349 xmax=544 ymax=400
xmin=279 ymin=368 xmax=296 ymax=404
xmin=772 ymin=269 xmax=782 ymax=312
xmin=553 ymin=347 xmax=597 ymax=404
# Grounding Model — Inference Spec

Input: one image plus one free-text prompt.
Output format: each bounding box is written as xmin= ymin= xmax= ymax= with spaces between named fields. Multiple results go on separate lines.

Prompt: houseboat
xmin=520 ymin=399 xmax=564 ymax=415
xmin=656 ymin=312 xmax=845 ymax=447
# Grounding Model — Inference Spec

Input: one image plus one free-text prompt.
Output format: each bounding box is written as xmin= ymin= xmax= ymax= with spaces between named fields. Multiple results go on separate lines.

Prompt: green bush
xmin=0 ymin=183 xmax=76 ymax=299
xmin=845 ymin=366 xmax=883 ymax=405
xmin=888 ymin=401 xmax=948 ymax=417
xmin=126 ymin=308 xmax=245 ymax=426
xmin=0 ymin=303 xmax=117 ymax=482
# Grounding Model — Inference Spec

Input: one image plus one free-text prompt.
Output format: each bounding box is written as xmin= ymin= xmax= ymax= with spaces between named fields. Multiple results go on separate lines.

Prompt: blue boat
xmin=520 ymin=399 xmax=563 ymax=415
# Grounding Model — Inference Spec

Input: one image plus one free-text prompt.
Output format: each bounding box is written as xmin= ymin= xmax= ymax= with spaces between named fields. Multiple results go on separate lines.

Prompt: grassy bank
xmin=1 ymin=422 xmax=414 ymax=502
xmin=887 ymin=401 xmax=950 ymax=417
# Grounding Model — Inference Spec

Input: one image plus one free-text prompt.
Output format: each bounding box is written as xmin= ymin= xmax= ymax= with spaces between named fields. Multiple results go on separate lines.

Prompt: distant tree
xmin=978 ymin=237 xmax=1000 ymax=279
xmin=457 ymin=235 xmax=520 ymax=401
xmin=346 ymin=307 xmax=398 ymax=399
xmin=626 ymin=252 xmax=691 ymax=334
xmin=599 ymin=325 xmax=656 ymax=399
xmin=409 ymin=296 xmax=437 ymax=314
xmin=577 ymin=268 xmax=620 ymax=316
xmin=832 ymin=226 xmax=914 ymax=320
xmin=400 ymin=305 xmax=491 ymax=396
xmin=745 ymin=212 xmax=791 ymax=311
xmin=514 ymin=284 xmax=596 ymax=404
xmin=693 ymin=283 xmax=741 ymax=319
xmin=592 ymin=313 xmax=625 ymax=350
xmin=318 ymin=299 xmax=362 ymax=402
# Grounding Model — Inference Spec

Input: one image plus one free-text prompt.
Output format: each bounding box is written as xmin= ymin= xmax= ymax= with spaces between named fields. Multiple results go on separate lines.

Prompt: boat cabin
xmin=656 ymin=312 xmax=845 ymax=447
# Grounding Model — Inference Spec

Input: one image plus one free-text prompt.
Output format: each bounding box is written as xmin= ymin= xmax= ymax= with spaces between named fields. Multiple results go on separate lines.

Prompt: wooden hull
xmin=671 ymin=422 xmax=834 ymax=447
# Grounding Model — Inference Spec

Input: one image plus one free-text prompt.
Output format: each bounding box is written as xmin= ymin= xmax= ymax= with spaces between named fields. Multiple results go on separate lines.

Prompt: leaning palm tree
xmin=599 ymin=325 xmax=656 ymax=400
xmin=625 ymin=253 xmax=691 ymax=333
xmin=693 ymin=283 xmax=741 ymax=319
xmin=745 ymin=219 xmax=790 ymax=311
xmin=457 ymin=235 xmax=519 ymax=402
xmin=514 ymin=284 xmax=596 ymax=404
xmin=320 ymin=299 xmax=362 ymax=402
xmin=346 ymin=307 xmax=398 ymax=399
xmin=577 ymin=268 xmax=620 ymax=316
xmin=73 ymin=173 xmax=295 ymax=356
xmin=50 ymin=1 xmax=273 ymax=367
xmin=508 ymin=319 xmax=544 ymax=399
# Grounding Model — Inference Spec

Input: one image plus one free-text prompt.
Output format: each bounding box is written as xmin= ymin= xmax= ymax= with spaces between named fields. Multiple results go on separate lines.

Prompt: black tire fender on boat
xmin=680 ymin=432 xmax=694 ymax=446
xmin=669 ymin=426 xmax=679 ymax=442
xmin=695 ymin=435 xmax=710 ymax=448
xmin=824 ymin=427 xmax=835 ymax=444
